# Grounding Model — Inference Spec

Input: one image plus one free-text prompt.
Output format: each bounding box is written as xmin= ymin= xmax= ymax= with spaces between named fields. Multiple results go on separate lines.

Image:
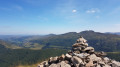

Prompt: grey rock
xmin=84 ymin=43 xmax=88 ymax=47
xmin=95 ymin=51 xmax=106 ymax=57
xmin=103 ymin=64 xmax=111 ymax=67
xmin=71 ymin=56 xmax=83 ymax=67
xmin=58 ymin=61 xmax=71 ymax=67
xmin=38 ymin=65 xmax=44 ymax=67
xmin=49 ymin=56 xmax=58 ymax=63
xmin=38 ymin=61 xmax=48 ymax=67
xmin=88 ymin=54 xmax=102 ymax=62
xmin=85 ymin=60 xmax=95 ymax=67
xmin=73 ymin=53 xmax=90 ymax=58
xmin=58 ymin=54 xmax=65 ymax=61
xmin=49 ymin=64 xmax=57 ymax=67
xmin=104 ymin=57 xmax=110 ymax=63
xmin=65 ymin=53 xmax=72 ymax=59
xmin=77 ymin=36 xmax=87 ymax=43
xmin=83 ymin=47 xmax=94 ymax=53
xmin=111 ymin=60 xmax=120 ymax=66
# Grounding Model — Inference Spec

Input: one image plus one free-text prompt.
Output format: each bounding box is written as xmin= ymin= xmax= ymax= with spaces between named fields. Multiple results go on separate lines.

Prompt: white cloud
xmin=72 ymin=9 xmax=77 ymax=13
xmin=86 ymin=8 xmax=100 ymax=13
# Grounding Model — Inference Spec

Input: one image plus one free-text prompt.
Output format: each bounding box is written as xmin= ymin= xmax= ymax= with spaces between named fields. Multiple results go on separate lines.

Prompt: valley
xmin=0 ymin=31 xmax=120 ymax=67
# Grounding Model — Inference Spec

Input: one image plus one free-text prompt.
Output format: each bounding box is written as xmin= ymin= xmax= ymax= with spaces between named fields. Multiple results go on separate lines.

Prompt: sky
xmin=0 ymin=0 xmax=120 ymax=35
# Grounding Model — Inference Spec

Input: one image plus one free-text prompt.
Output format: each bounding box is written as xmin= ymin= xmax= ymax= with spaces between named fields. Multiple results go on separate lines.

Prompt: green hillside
xmin=30 ymin=31 xmax=120 ymax=52
xmin=0 ymin=43 xmax=67 ymax=67
xmin=1 ymin=31 xmax=120 ymax=52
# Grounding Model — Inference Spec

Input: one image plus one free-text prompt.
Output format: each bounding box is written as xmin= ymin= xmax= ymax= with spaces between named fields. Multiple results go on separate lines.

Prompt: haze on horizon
xmin=0 ymin=0 xmax=120 ymax=35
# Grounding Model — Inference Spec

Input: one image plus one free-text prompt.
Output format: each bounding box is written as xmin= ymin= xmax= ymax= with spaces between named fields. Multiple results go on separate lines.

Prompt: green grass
xmin=30 ymin=43 xmax=45 ymax=50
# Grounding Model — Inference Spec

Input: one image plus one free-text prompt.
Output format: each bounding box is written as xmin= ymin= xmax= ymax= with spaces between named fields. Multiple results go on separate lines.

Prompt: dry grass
xmin=16 ymin=63 xmax=39 ymax=67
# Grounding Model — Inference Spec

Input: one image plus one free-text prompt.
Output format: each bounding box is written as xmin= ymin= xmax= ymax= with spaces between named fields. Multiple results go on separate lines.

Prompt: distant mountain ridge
xmin=30 ymin=30 xmax=120 ymax=52
xmin=1 ymin=30 xmax=120 ymax=52
xmin=106 ymin=32 xmax=120 ymax=35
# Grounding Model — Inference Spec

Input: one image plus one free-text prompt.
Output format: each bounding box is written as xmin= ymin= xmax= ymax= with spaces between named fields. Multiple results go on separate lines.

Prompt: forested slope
xmin=30 ymin=31 xmax=120 ymax=52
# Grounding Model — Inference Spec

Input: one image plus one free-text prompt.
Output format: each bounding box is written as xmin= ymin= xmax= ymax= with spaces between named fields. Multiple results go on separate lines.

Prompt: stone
xmin=77 ymin=36 xmax=87 ymax=43
xmin=110 ymin=63 xmax=120 ymax=67
xmin=96 ymin=64 xmax=101 ymax=67
xmin=57 ymin=61 xmax=71 ymax=67
xmin=64 ymin=60 xmax=69 ymax=64
xmin=38 ymin=61 xmax=48 ymax=67
xmin=104 ymin=57 xmax=110 ymax=63
xmin=83 ymin=47 xmax=94 ymax=53
xmin=49 ymin=56 xmax=58 ymax=63
xmin=98 ymin=61 xmax=105 ymax=65
xmin=65 ymin=53 xmax=72 ymax=59
xmin=111 ymin=60 xmax=120 ymax=66
xmin=49 ymin=64 xmax=57 ymax=67
xmin=58 ymin=54 xmax=65 ymax=61
xmin=95 ymin=51 xmax=106 ymax=57
xmin=72 ymin=43 xmax=82 ymax=47
xmin=84 ymin=43 xmax=88 ymax=46
xmin=38 ymin=65 xmax=43 ymax=67
xmin=85 ymin=60 xmax=95 ymax=67
xmin=74 ymin=51 xmax=80 ymax=54
xmin=68 ymin=50 xmax=73 ymax=55
xmin=72 ymin=47 xmax=82 ymax=51
xmin=88 ymin=54 xmax=102 ymax=62
xmin=73 ymin=53 xmax=90 ymax=58
xmin=71 ymin=56 xmax=83 ymax=67
xmin=103 ymin=64 xmax=111 ymax=67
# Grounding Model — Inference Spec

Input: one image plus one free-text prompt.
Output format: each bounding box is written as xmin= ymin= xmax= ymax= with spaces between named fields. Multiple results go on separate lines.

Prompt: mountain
xmin=0 ymin=31 xmax=120 ymax=67
xmin=0 ymin=42 xmax=67 ymax=67
xmin=30 ymin=30 xmax=120 ymax=52
xmin=1 ymin=30 xmax=120 ymax=52
xmin=0 ymin=35 xmax=52 ymax=49
xmin=115 ymin=32 xmax=120 ymax=35
xmin=106 ymin=32 xmax=120 ymax=35
xmin=0 ymin=39 xmax=21 ymax=49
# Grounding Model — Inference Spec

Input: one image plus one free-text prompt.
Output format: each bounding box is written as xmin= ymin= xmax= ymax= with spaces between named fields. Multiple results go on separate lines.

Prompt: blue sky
xmin=0 ymin=0 xmax=120 ymax=35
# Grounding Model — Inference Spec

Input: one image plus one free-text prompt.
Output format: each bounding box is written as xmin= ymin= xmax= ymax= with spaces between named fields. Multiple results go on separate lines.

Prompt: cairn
xmin=38 ymin=36 xmax=120 ymax=67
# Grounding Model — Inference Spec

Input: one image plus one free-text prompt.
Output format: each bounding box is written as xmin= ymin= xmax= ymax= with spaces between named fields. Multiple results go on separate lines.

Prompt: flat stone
xmin=83 ymin=47 xmax=94 ymax=53
xmin=84 ymin=43 xmax=88 ymax=46
xmin=73 ymin=53 xmax=90 ymax=58
xmin=95 ymin=51 xmax=106 ymax=57
xmin=72 ymin=47 xmax=82 ymax=51
xmin=72 ymin=43 xmax=82 ymax=47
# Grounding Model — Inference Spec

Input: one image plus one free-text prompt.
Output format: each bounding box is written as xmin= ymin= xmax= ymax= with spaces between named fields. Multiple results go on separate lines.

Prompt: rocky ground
xmin=38 ymin=36 xmax=120 ymax=67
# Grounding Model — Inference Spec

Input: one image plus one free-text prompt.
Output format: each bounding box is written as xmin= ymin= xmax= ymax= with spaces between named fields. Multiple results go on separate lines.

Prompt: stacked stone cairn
xmin=38 ymin=36 xmax=120 ymax=67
